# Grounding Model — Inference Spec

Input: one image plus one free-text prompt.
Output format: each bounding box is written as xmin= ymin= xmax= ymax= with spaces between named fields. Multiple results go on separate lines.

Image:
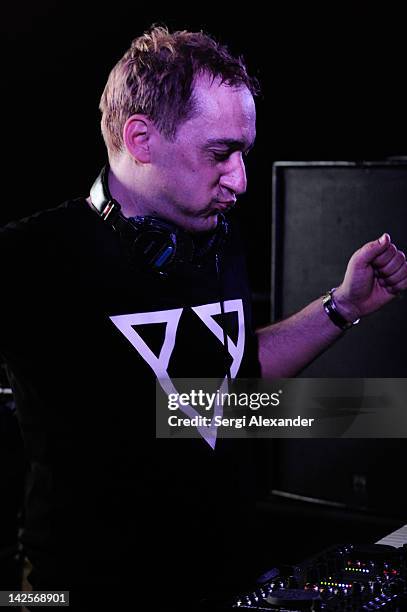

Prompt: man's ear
xmin=123 ymin=114 xmax=152 ymax=163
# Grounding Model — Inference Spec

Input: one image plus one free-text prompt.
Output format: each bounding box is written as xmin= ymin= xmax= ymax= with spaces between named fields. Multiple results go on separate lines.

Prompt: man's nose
xmin=220 ymin=152 xmax=247 ymax=196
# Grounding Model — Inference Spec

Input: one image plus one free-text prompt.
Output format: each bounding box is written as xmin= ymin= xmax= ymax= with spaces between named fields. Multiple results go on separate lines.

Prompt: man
xmin=1 ymin=25 xmax=407 ymax=611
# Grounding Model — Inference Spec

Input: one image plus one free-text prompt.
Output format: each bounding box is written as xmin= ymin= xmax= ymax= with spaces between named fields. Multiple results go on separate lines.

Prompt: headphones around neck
xmin=89 ymin=165 xmax=229 ymax=276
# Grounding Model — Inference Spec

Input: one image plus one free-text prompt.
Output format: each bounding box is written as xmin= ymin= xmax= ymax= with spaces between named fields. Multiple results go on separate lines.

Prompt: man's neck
xmin=106 ymin=166 xmax=141 ymax=218
xmin=87 ymin=161 xmax=151 ymax=219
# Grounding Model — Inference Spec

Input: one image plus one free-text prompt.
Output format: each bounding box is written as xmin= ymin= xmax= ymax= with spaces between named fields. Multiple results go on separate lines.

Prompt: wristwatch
xmin=322 ymin=288 xmax=360 ymax=331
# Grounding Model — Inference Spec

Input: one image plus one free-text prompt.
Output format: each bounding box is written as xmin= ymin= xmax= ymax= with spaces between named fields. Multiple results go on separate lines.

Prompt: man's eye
xmin=212 ymin=151 xmax=230 ymax=162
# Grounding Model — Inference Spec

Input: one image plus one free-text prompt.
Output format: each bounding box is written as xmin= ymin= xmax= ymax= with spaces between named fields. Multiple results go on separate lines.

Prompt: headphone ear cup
xmin=116 ymin=214 xmax=229 ymax=275
xmin=114 ymin=215 xmax=188 ymax=273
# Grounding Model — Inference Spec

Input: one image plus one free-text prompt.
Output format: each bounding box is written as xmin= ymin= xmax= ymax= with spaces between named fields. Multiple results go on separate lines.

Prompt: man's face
xmin=148 ymin=74 xmax=256 ymax=233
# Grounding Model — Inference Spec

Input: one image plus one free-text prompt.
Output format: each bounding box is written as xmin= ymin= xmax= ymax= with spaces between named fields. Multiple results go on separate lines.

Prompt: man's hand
xmin=334 ymin=233 xmax=407 ymax=321
xmin=257 ymin=232 xmax=407 ymax=377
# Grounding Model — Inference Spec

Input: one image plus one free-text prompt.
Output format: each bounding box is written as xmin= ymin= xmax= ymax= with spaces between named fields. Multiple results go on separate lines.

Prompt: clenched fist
xmin=333 ymin=233 xmax=407 ymax=322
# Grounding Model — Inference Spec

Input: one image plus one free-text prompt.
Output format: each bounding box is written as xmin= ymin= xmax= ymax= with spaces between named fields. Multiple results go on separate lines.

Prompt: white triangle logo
xmin=109 ymin=299 xmax=245 ymax=448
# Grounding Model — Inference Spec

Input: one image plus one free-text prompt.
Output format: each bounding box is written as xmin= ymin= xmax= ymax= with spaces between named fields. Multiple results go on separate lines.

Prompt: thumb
xmin=356 ymin=233 xmax=391 ymax=265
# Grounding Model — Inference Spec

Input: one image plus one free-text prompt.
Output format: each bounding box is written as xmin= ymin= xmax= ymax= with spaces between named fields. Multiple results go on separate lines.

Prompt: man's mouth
xmin=212 ymin=200 xmax=236 ymax=213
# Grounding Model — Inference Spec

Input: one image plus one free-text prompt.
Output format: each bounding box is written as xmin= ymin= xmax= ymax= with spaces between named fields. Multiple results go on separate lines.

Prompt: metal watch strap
xmin=322 ymin=288 xmax=360 ymax=331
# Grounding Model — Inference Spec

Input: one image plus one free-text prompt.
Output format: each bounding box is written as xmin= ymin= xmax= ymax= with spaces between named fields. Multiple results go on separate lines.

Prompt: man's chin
xmin=183 ymin=213 xmax=219 ymax=234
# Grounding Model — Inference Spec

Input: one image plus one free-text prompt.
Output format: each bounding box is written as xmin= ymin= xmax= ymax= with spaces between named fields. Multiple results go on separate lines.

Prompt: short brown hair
xmin=99 ymin=25 xmax=259 ymax=157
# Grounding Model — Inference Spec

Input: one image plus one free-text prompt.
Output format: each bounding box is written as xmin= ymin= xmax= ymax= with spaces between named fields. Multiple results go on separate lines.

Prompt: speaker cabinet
xmin=271 ymin=162 xmax=407 ymax=516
